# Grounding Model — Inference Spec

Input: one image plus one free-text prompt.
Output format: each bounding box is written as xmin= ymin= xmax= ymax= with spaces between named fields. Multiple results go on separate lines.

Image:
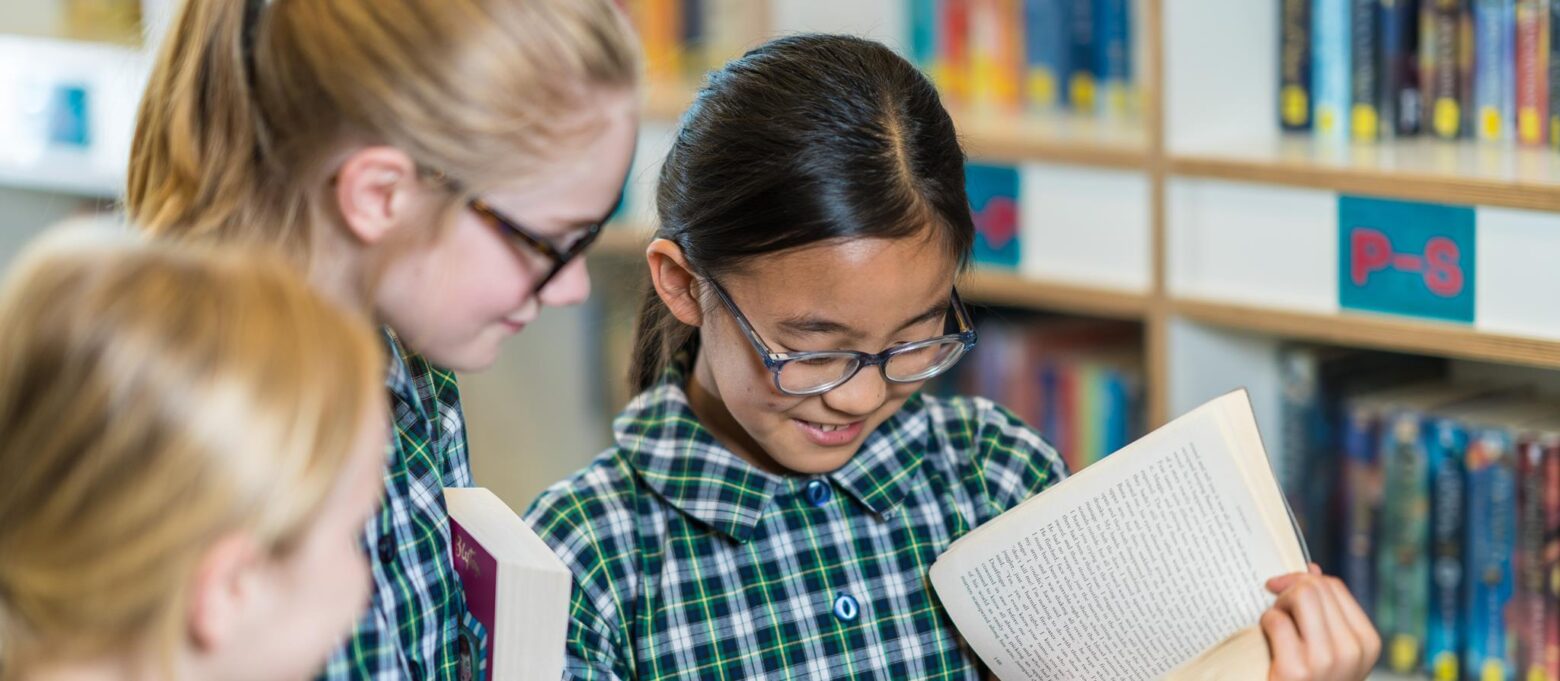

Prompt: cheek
xmin=434 ymin=220 xmax=538 ymax=314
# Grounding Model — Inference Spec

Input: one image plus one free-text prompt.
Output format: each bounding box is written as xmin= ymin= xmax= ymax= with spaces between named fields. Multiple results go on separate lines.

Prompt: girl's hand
xmin=1261 ymin=564 xmax=1380 ymax=681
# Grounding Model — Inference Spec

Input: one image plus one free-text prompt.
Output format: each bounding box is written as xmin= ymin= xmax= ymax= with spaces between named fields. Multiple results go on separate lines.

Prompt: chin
xmin=772 ymin=445 xmax=861 ymax=476
xmin=423 ymin=340 xmax=501 ymax=373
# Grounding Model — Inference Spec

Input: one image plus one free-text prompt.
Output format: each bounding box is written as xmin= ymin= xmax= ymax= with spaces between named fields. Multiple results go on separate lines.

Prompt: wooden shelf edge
xmin=960 ymin=271 xmax=1151 ymax=320
xmin=1173 ymin=297 xmax=1560 ymax=370
xmin=1169 ymin=154 xmax=1560 ymax=212
xmin=962 ymin=129 xmax=1148 ymax=170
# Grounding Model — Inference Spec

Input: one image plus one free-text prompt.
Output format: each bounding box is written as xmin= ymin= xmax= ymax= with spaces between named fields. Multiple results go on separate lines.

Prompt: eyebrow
xmin=774 ymin=297 xmax=949 ymax=339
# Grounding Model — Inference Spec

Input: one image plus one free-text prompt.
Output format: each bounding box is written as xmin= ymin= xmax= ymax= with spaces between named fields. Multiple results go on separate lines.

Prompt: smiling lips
xmin=795 ymin=418 xmax=865 ymax=446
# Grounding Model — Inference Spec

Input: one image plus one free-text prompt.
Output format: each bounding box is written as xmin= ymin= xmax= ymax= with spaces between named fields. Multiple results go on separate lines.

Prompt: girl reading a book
xmin=124 ymin=0 xmax=640 ymax=676
xmin=528 ymin=34 xmax=1381 ymax=681
xmin=0 ymin=234 xmax=386 ymax=681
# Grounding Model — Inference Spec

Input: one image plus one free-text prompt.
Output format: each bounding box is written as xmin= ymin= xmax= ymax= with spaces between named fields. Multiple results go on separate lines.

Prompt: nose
xmin=820 ymin=364 xmax=888 ymax=418
xmin=536 ymin=256 xmax=592 ymax=308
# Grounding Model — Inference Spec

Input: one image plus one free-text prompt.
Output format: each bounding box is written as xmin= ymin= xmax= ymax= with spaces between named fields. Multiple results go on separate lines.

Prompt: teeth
xmin=810 ymin=422 xmax=843 ymax=433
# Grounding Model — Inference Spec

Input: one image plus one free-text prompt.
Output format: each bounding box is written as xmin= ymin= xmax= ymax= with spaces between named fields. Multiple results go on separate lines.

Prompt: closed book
xmin=446 ymin=487 xmax=571 ymax=681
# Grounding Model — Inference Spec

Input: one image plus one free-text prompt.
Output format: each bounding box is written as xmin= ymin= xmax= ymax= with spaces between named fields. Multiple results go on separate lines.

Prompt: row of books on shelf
xmin=929 ymin=315 xmax=1145 ymax=473
xmin=622 ymin=0 xmax=767 ymax=84
xmin=907 ymin=0 xmax=1138 ymax=117
xmin=1277 ymin=346 xmax=1560 ymax=679
xmin=1281 ymin=0 xmax=1560 ymax=148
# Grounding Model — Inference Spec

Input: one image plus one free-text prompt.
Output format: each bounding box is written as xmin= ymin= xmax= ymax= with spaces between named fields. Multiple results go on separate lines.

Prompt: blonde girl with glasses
xmin=124 ymin=0 xmax=641 ymax=676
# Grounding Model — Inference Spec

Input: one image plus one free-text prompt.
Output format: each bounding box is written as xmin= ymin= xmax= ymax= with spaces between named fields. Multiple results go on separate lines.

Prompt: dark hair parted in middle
xmin=631 ymin=34 xmax=974 ymax=390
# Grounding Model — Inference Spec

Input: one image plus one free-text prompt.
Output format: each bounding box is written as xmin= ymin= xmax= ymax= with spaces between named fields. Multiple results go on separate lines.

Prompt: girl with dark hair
xmin=527 ymin=34 xmax=1378 ymax=680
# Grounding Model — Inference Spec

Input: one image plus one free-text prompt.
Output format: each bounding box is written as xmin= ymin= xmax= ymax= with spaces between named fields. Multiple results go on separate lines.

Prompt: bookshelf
xmin=625 ymin=3 xmax=1560 ymax=677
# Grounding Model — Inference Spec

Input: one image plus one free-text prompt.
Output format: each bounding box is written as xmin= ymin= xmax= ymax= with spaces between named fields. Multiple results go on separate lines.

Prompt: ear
xmin=333 ymin=147 xmax=425 ymax=247
xmin=646 ymin=238 xmax=704 ymax=327
xmin=187 ymin=533 xmax=263 ymax=652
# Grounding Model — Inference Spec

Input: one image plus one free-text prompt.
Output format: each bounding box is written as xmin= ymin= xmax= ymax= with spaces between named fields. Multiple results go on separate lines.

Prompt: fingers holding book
xmin=1262 ymin=564 xmax=1381 ymax=681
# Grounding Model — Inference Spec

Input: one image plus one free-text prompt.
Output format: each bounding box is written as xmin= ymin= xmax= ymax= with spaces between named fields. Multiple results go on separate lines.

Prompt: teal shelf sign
xmin=967 ymin=163 xmax=1020 ymax=270
xmin=1338 ymin=195 xmax=1476 ymax=324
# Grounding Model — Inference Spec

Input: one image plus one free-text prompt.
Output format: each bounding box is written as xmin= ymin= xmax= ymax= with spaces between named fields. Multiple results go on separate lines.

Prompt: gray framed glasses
xmin=706 ymin=279 xmax=978 ymax=397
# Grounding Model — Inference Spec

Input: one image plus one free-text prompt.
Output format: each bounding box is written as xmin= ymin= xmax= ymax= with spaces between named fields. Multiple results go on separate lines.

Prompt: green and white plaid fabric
xmin=320 ymin=330 xmax=473 ymax=681
xmin=526 ymin=361 xmax=1066 ymax=680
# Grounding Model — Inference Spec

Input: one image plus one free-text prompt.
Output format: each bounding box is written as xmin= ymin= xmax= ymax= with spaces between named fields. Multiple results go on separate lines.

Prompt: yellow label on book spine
xmin=1390 ymin=634 xmax=1421 ymax=672
xmin=1281 ymin=85 xmax=1310 ymax=126
xmin=1069 ymin=73 xmax=1096 ymax=111
xmin=1483 ymin=659 xmax=1509 ymax=681
xmin=1435 ymin=98 xmax=1463 ymax=138
xmin=1434 ymin=651 xmax=1460 ymax=680
xmin=1352 ymin=104 xmax=1380 ymax=141
xmin=1316 ymin=106 xmax=1340 ymax=135
xmin=1028 ymin=69 xmax=1058 ymax=108
xmin=1528 ymin=666 xmax=1549 ymax=681
xmin=1519 ymin=109 xmax=1542 ymax=144
xmin=1480 ymin=107 xmax=1504 ymax=140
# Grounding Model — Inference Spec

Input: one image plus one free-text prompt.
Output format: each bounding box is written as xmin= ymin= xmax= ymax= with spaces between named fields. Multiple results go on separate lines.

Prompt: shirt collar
xmin=618 ymin=361 xmax=929 ymax=543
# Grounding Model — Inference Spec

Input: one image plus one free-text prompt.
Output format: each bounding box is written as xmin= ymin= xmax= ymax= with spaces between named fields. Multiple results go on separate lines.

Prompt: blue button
xmin=805 ymin=479 xmax=832 ymax=507
xmin=833 ymin=593 xmax=859 ymax=622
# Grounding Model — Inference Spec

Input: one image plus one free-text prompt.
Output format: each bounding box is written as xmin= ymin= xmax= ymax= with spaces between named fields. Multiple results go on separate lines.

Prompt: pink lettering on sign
xmin=1348 ymin=227 xmax=1465 ymax=298
xmin=974 ymin=197 xmax=1019 ymax=250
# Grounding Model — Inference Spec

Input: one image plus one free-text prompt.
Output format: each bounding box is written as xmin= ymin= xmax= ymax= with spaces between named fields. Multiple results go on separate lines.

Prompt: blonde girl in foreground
xmin=0 ymin=233 xmax=388 ymax=681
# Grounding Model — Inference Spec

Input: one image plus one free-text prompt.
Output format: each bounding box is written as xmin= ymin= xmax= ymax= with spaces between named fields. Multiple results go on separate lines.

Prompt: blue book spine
xmin=1342 ymin=403 xmax=1382 ymax=619
xmin=1474 ymin=0 xmax=1518 ymax=140
xmin=1281 ymin=0 xmax=1314 ymax=130
xmin=1380 ymin=0 xmax=1424 ymax=136
xmin=1094 ymin=0 xmax=1131 ymax=116
xmin=910 ymin=0 xmax=940 ymax=70
xmin=1023 ymin=0 xmax=1069 ymax=109
xmin=1378 ymin=410 xmax=1432 ymax=674
xmin=1427 ymin=417 xmax=1468 ymax=680
xmin=1465 ymin=427 xmax=1519 ymax=681
xmin=1316 ymin=0 xmax=1355 ymax=140
xmin=1351 ymin=0 xmax=1382 ymax=140
xmin=1065 ymin=0 xmax=1096 ymax=110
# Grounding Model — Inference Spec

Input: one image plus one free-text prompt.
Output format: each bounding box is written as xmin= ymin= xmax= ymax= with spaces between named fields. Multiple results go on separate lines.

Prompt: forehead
xmin=723 ymin=234 xmax=960 ymax=328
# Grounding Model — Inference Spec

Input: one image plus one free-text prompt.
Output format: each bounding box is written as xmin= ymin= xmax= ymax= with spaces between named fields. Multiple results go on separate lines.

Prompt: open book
xmin=930 ymin=390 xmax=1307 ymax=680
xmin=445 ymin=487 xmax=571 ymax=681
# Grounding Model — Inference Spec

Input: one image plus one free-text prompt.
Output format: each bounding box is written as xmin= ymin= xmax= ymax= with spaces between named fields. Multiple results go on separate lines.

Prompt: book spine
xmin=1465 ymin=429 xmax=1519 ymax=681
xmin=1281 ymin=0 xmax=1315 ymax=130
xmin=1096 ymin=0 xmax=1132 ymax=118
xmin=680 ymin=0 xmax=705 ymax=77
xmin=1316 ymin=0 xmax=1355 ymax=139
xmin=1543 ymin=436 xmax=1560 ymax=681
xmin=1427 ymin=417 xmax=1467 ymax=680
xmin=999 ymin=0 xmax=1025 ymax=111
xmin=969 ymin=0 xmax=1001 ymax=109
xmin=1551 ymin=2 xmax=1560 ymax=148
xmin=910 ymin=0 xmax=941 ymax=72
xmin=1377 ymin=411 xmax=1431 ymax=674
xmin=1424 ymin=0 xmax=1469 ymax=138
xmin=1517 ymin=0 xmax=1550 ymax=144
xmin=1519 ymin=436 xmax=1549 ymax=681
xmin=1353 ymin=0 xmax=1383 ymax=140
xmin=1066 ymin=0 xmax=1096 ymax=111
xmin=641 ymin=0 xmax=683 ymax=82
xmin=1342 ymin=403 xmax=1382 ymax=621
xmin=448 ymin=518 xmax=499 ymax=681
xmin=1381 ymin=0 xmax=1425 ymax=136
xmin=939 ymin=0 xmax=973 ymax=102
xmin=1024 ymin=0 xmax=1067 ymax=110
xmin=1474 ymin=0 xmax=1517 ymax=141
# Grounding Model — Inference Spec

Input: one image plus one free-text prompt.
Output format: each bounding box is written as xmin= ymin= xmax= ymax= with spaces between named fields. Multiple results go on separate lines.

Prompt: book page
xmin=931 ymin=392 xmax=1304 ymax=681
